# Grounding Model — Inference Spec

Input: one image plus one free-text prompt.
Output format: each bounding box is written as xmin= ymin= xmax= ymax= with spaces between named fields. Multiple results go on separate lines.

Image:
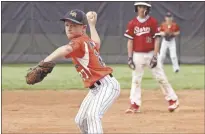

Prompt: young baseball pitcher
xmin=124 ymin=2 xmax=179 ymax=113
xmin=159 ymin=12 xmax=180 ymax=73
xmin=26 ymin=9 xmax=120 ymax=133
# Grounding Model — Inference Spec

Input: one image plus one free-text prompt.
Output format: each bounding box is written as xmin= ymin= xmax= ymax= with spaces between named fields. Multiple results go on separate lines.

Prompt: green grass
xmin=2 ymin=64 xmax=204 ymax=90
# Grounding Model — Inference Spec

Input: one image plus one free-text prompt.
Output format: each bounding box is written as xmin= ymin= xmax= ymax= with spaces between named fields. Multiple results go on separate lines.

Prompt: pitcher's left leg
xmin=87 ymin=75 xmax=120 ymax=133
xmin=151 ymin=60 xmax=179 ymax=112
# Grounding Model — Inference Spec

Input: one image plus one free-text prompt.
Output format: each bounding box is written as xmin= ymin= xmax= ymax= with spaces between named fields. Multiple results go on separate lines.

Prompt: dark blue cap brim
xmin=60 ymin=18 xmax=83 ymax=25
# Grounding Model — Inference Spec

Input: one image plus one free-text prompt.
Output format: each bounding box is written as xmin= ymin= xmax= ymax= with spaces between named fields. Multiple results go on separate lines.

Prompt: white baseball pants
xmin=159 ymin=38 xmax=180 ymax=72
xmin=130 ymin=51 xmax=178 ymax=106
xmin=75 ymin=75 xmax=120 ymax=134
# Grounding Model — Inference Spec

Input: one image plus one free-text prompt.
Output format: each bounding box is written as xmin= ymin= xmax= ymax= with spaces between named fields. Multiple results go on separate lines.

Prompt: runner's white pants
xmin=130 ymin=51 xmax=178 ymax=106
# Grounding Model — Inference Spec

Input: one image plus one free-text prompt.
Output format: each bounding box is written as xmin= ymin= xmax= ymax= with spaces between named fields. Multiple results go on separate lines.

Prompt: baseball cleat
xmin=175 ymin=69 xmax=179 ymax=73
xmin=168 ymin=100 xmax=179 ymax=112
xmin=125 ymin=103 xmax=140 ymax=113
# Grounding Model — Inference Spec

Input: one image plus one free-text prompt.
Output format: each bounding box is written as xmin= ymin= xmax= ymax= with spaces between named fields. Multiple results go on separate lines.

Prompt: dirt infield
xmin=2 ymin=90 xmax=204 ymax=133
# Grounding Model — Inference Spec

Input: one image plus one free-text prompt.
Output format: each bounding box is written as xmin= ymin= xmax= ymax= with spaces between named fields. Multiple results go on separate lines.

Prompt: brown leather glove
xmin=25 ymin=61 xmax=56 ymax=85
xmin=150 ymin=55 xmax=157 ymax=68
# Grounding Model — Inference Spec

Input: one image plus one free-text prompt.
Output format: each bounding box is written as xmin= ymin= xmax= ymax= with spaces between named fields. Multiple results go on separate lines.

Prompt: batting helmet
xmin=134 ymin=2 xmax=151 ymax=14
xmin=60 ymin=9 xmax=87 ymax=25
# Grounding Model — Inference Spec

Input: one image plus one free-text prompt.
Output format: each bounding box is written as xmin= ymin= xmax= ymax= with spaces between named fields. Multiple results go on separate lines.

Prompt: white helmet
xmin=134 ymin=2 xmax=151 ymax=13
xmin=134 ymin=2 xmax=151 ymax=7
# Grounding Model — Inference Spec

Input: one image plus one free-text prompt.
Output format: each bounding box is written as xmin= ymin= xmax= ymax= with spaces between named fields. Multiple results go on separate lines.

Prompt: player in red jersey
xmin=124 ymin=2 xmax=179 ymax=113
xmin=43 ymin=9 xmax=120 ymax=133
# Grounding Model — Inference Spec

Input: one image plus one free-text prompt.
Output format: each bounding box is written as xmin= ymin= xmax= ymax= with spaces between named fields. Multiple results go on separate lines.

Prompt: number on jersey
xmin=79 ymin=69 xmax=89 ymax=81
xmin=88 ymin=41 xmax=106 ymax=67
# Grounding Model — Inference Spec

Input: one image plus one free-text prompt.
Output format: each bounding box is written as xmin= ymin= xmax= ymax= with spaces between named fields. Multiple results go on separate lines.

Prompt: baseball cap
xmin=60 ymin=9 xmax=87 ymax=25
xmin=165 ymin=12 xmax=173 ymax=17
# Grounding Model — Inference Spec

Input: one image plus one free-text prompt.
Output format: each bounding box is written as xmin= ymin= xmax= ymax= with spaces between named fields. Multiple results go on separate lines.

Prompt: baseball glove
xmin=128 ymin=57 xmax=135 ymax=70
xmin=165 ymin=32 xmax=175 ymax=41
xmin=25 ymin=61 xmax=56 ymax=85
xmin=150 ymin=55 xmax=157 ymax=68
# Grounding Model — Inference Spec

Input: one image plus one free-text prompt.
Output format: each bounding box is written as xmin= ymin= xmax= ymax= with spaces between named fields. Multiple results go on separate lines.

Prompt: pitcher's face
xmin=64 ymin=21 xmax=86 ymax=39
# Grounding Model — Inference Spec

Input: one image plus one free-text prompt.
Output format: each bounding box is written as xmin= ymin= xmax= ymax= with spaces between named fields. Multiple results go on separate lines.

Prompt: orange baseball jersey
xmin=160 ymin=22 xmax=180 ymax=33
xmin=65 ymin=35 xmax=113 ymax=88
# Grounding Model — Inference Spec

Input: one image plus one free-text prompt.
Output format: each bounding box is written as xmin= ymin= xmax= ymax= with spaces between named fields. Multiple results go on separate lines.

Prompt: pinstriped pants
xmin=75 ymin=75 xmax=120 ymax=134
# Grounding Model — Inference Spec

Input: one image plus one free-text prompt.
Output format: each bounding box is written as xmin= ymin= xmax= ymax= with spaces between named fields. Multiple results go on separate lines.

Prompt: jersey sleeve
xmin=65 ymin=40 xmax=83 ymax=58
xmin=93 ymin=41 xmax=100 ymax=52
xmin=124 ymin=20 xmax=134 ymax=40
xmin=152 ymin=19 xmax=161 ymax=38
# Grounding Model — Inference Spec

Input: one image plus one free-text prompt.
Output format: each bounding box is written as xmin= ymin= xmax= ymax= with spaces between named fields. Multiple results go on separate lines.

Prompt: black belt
xmin=89 ymin=74 xmax=113 ymax=89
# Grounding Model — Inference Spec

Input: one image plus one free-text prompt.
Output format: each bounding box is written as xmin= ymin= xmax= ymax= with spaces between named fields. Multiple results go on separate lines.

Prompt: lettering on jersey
xmin=79 ymin=69 xmax=89 ymax=81
xmin=87 ymin=41 xmax=105 ymax=67
xmin=98 ymin=56 xmax=105 ymax=67
xmin=94 ymin=49 xmax=105 ymax=67
xmin=88 ymin=41 xmax=96 ymax=49
xmin=94 ymin=50 xmax=98 ymax=56
xmin=134 ymin=26 xmax=151 ymax=36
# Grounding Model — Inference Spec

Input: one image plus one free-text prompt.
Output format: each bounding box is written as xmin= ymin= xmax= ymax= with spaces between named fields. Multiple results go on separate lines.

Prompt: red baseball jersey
xmin=124 ymin=16 xmax=160 ymax=52
xmin=65 ymin=35 xmax=113 ymax=88
xmin=160 ymin=21 xmax=180 ymax=33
